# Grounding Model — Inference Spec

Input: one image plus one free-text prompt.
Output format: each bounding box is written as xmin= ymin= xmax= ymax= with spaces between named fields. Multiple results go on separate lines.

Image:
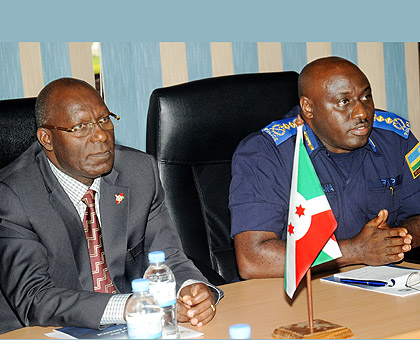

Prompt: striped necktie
xmin=82 ymin=189 xmax=116 ymax=294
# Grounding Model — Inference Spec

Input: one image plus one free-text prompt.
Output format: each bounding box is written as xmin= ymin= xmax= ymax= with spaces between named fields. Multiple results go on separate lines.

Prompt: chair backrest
xmin=0 ymin=97 xmax=37 ymax=333
xmin=0 ymin=97 xmax=37 ymax=169
xmin=146 ymin=71 xmax=299 ymax=284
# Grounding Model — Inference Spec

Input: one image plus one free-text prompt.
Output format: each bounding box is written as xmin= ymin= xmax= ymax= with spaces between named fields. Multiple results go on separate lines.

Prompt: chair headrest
xmin=147 ymin=72 xmax=299 ymax=164
xmin=0 ymin=97 xmax=37 ymax=169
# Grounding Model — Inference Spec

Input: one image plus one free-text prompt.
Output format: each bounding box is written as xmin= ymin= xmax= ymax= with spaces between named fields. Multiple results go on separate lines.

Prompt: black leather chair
xmin=0 ymin=97 xmax=37 ymax=169
xmin=0 ymin=97 xmax=36 ymax=334
xmin=146 ymin=72 xmax=300 ymax=285
xmin=406 ymin=246 xmax=420 ymax=263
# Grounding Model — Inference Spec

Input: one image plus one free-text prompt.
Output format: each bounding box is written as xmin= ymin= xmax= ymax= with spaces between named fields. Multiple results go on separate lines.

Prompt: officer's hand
xmin=350 ymin=209 xmax=412 ymax=265
xmin=177 ymin=283 xmax=216 ymax=327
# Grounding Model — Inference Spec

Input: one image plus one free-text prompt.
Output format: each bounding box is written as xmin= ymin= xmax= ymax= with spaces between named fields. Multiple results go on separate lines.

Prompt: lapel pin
xmin=115 ymin=193 xmax=124 ymax=204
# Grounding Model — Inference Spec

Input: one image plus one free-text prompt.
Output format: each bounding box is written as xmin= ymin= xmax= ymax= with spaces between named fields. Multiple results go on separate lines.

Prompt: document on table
xmin=321 ymin=265 xmax=420 ymax=297
xmin=45 ymin=324 xmax=203 ymax=339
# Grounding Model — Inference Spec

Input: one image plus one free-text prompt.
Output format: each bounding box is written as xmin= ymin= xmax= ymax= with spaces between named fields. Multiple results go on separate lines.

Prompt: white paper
xmin=333 ymin=265 xmax=418 ymax=287
xmin=46 ymin=325 xmax=203 ymax=339
xmin=321 ymin=265 xmax=420 ymax=297
xmin=178 ymin=325 xmax=204 ymax=339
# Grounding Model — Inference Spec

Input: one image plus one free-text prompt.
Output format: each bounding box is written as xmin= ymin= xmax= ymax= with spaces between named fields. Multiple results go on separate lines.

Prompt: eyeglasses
xmin=42 ymin=112 xmax=120 ymax=138
xmin=406 ymin=271 xmax=420 ymax=291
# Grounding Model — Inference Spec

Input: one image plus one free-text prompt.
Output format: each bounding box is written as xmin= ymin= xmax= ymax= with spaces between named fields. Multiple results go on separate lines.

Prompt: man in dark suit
xmin=0 ymin=78 xmax=221 ymax=334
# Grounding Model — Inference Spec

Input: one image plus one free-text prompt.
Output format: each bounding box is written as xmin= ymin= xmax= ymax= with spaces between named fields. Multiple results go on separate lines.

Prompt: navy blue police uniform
xmin=229 ymin=105 xmax=420 ymax=241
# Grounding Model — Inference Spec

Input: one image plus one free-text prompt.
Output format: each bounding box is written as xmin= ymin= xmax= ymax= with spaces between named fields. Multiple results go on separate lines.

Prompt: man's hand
xmin=177 ymin=283 xmax=216 ymax=327
xmin=345 ymin=209 xmax=412 ymax=265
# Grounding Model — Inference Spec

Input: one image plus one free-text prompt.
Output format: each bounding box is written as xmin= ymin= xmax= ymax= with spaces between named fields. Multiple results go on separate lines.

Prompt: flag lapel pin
xmin=115 ymin=193 xmax=124 ymax=204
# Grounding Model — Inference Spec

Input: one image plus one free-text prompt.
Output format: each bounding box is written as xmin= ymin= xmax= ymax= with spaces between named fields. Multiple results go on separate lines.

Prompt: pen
xmin=339 ymin=279 xmax=387 ymax=287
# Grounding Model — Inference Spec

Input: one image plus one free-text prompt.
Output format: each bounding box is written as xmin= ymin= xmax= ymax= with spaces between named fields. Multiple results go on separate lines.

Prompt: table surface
xmin=2 ymin=263 xmax=420 ymax=339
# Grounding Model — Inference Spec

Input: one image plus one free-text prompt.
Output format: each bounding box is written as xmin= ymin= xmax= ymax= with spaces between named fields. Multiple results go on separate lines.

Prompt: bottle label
xmin=149 ymin=281 xmax=176 ymax=307
xmin=127 ymin=313 xmax=162 ymax=339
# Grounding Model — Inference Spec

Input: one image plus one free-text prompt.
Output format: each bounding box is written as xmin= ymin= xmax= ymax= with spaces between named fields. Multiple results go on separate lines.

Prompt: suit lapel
xmin=37 ymin=152 xmax=94 ymax=291
xmin=100 ymin=169 xmax=129 ymax=292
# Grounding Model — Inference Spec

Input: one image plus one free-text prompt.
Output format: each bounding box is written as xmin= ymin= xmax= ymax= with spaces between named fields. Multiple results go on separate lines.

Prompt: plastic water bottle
xmin=229 ymin=323 xmax=251 ymax=339
xmin=126 ymin=278 xmax=162 ymax=339
xmin=144 ymin=251 xmax=178 ymax=339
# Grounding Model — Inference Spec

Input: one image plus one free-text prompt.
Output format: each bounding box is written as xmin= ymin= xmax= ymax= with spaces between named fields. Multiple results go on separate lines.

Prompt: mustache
xmin=355 ymin=118 xmax=370 ymax=124
xmin=353 ymin=118 xmax=371 ymax=129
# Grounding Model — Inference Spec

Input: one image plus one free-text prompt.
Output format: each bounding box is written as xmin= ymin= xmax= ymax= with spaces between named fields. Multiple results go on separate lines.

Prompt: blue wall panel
xmin=383 ymin=42 xmax=408 ymax=118
xmin=186 ymin=42 xmax=212 ymax=81
xmin=0 ymin=42 xmax=24 ymax=100
xmin=282 ymin=42 xmax=307 ymax=73
xmin=40 ymin=42 xmax=72 ymax=85
xmin=101 ymin=42 xmax=162 ymax=151
xmin=232 ymin=42 xmax=259 ymax=74
xmin=331 ymin=42 xmax=358 ymax=65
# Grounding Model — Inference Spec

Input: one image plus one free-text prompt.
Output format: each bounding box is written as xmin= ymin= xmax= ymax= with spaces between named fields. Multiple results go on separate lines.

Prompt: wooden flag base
xmin=272 ymin=319 xmax=354 ymax=339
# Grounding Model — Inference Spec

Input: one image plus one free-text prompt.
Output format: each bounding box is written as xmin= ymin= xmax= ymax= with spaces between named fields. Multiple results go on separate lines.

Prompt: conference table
xmin=1 ymin=263 xmax=420 ymax=339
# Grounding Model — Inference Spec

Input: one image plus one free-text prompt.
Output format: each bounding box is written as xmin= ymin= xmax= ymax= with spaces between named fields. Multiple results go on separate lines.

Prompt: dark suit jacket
xmin=0 ymin=142 xmax=211 ymax=333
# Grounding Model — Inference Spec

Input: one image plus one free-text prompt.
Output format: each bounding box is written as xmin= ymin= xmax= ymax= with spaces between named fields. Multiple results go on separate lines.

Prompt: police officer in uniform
xmin=229 ymin=56 xmax=420 ymax=279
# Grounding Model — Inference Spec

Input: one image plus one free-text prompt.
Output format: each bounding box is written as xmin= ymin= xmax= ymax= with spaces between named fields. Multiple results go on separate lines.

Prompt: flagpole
xmin=295 ymin=114 xmax=315 ymax=330
xmin=306 ymin=268 xmax=314 ymax=329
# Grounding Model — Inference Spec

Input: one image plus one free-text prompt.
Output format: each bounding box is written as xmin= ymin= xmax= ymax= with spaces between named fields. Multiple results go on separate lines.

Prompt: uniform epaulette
xmin=373 ymin=110 xmax=410 ymax=139
xmin=261 ymin=118 xmax=298 ymax=146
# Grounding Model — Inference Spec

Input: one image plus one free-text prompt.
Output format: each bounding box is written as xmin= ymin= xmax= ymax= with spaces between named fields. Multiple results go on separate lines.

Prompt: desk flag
xmin=285 ymin=125 xmax=342 ymax=299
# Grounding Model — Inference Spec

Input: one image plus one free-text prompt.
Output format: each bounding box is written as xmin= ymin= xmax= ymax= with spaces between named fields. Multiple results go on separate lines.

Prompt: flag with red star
xmin=285 ymin=124 xmax=342 ymax=299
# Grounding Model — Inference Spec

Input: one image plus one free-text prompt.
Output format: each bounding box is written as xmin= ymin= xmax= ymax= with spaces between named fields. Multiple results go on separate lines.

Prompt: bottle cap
xmin=148 ymin=251 xmax=165 ymax=263
xmin=229 ymin=323 xmax=251 ymax=339
xmin=131 ymin=278 xmax=149 ymax=292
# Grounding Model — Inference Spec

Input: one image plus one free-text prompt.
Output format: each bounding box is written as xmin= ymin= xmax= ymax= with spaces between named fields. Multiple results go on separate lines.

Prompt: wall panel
xmin=282 ymin=42 xmax=307 ymax=73
xmin=160 ymin=42 xmax=189 ymax=87
xmin=257 ymin=42 xmax=283 ymax=72
xmin=0 ymin=42 xmax=24 ymax=100
xmin=210 ymin=42 xmax=234 ymax=77
xmin=68 ymin=42 xmax=95 ymax=88
xmin=19 ymin=42 xmax=44 ymax=98
xmin=306 ymin=42 xmax=331 ymax=63
xmin=0 ymin=42 xmax=417 ymax=150
xmin=232 ymin=42 xmax=259 ymax=74
xmin=383 ymin=42 xmax=408 ymax=119
xmin=331 ymin=42 xmax=358 ymax=64
xmin=186 ymin=42 xmax=212 ymax=81
xmin=101 ymin=42 xmax=162 ymax=151
xmin=405 ymin=42 xmax=420 ymax=137
xmin=357 ymin=42 xmax=387 ymax=110
xmin=40 ymin=42 xmax=72 ymax=85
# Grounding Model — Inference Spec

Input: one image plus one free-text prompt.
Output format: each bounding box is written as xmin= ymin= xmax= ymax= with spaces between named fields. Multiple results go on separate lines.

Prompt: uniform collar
xmin=300 ymin=123 xmax=319 ymax=155
xmin=367 ymin=137 xmax=377 ymax=152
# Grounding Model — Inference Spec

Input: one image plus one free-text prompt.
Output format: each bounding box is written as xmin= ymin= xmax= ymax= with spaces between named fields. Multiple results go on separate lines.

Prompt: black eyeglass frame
xmin=41 ymin=112 xmax=120 ymax=134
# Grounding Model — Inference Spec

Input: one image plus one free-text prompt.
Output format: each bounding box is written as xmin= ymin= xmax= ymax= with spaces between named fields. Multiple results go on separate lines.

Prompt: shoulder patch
xmin=405 ymin=141 xmax=420 ymax=179
xmin=373 ymin=110 xmax=410 ymax=139
xmin=261 ymin=118 xmax=298 ymax=146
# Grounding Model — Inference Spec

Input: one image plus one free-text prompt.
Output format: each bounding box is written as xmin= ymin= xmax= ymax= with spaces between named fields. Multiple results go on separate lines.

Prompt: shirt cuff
xmin=178 ymin=279 xmax=224 ymax=304
xmin=100 ymin=294 xmax=131 ymax=326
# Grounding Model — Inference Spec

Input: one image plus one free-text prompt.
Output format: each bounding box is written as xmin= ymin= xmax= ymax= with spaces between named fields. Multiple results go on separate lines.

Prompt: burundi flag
xmin=285 ymin=124 xmax=342 ymax=299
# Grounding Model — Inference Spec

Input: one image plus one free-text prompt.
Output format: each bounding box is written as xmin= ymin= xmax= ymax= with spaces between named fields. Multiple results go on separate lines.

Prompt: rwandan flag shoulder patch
xmin=406 ymin=141 xmax=420 ymax=179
